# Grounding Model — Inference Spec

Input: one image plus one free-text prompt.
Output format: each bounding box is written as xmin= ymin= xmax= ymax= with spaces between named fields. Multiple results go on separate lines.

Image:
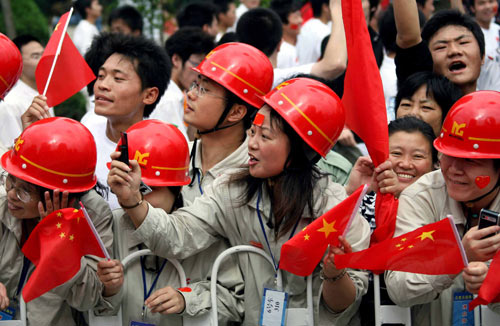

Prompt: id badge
xmin=0 ymin=306 xmax=16 ymax=321
xmin=452 ymin=291 xmax=474 ymax=326
xmin=259 ymin=287 xmax=288 ymax=326
xmin=130 ymin=321 xmax=156 ymax=326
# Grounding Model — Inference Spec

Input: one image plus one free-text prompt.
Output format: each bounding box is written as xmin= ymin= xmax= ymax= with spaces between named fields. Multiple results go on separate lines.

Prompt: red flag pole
xmin=42 ymin=7 xmax=74 ymax=96
xmin=79 ymin=201 xmax=111 ymax=259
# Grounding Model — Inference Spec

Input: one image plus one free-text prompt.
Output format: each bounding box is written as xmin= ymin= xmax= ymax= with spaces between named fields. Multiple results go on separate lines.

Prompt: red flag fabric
xmin=335 ymin=217 xmax=467 ymax=275
xmin=341 ymin=0 xmax=389 ymax=167
xmin=35 ymin=10 xmax=95 ymax=107
xmin=469 ymin=250 xmax=500 ymax=310
xmin=279 ymin=185 xmax=367 ymax=276
xmin=21 ymin=208 xmax=105 ymax=302
xmin=300 ymin=2 xmax=313 ymax=25
xmin=371 ymin=191 xmax=399 ymax=245
xmin=342 ymin=0 xmax=396 ymax=244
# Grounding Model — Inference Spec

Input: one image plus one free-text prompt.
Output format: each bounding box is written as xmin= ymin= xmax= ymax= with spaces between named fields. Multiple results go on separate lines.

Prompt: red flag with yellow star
xmin=469 ymin=249 xmax=500 ymax=310
xmin=279 ymin=185 xmax=368 ymax=276
xmin=35 ymin=9 xmax=95 ymax=107
xmin=335 ymin=217 xmax=468 ymax=275
xmin=21 ymin=208 xmax=106 ymax=302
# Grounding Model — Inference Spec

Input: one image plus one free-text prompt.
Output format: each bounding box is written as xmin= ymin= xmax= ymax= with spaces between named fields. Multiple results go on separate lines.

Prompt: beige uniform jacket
xmin=0 ymin=190 xmax=113 ymax=326
xmin=135 ymin=171 xmax=370 ymax=325
xmin=96 ymin=209 xmax=244 ymax=325
xmin=181 ymin=138 xmax=249 ymax=206
xmin=385 ymin=170 xmax=500 ymax=325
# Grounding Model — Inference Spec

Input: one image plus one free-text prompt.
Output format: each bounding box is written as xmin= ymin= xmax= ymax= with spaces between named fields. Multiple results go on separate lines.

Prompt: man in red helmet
xmin=0 ymin=33 xmax=22 ymax=155
xmin=385 ymin=91 xmax=500 ymax=324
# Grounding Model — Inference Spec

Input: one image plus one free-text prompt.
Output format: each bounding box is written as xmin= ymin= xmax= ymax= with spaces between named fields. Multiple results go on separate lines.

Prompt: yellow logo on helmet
xmin=205 ymin=50 xmax=215 ymax=59
xmin=451 ymin=121 xmax=466 ymax=137
xmin=276 ymin=82 xmax=290 ymax=90
xmin=134 ymin=150 xmax=150 ymax=166
xmin=14 ymin=138 xmax=24 ymax=151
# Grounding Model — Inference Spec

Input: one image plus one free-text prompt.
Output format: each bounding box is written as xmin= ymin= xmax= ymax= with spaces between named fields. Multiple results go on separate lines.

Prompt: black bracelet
xmin=119 ymin=192 xmax=144 ymax=209
xmin=320 ymin=269 xmax=347 ymax=283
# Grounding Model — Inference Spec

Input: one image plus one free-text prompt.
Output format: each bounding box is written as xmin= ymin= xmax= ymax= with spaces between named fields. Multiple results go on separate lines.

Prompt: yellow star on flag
xmin=56 ymin=223 xmax=62 ymax=229
xmin=417 ymin=230 xmax=435 ymax=241
xmin=304 ymin=234 xmax=310 ymax=241
xmin=317 ymin=219 xmax=337 ymax=239
xmin=408 ymin=245 xmax=414 ymax=248
xmin=395 ymin=243 xmax=401 ymax=248
xmin=401 ymin=238 xmax=407 ymax=242
xmin=57 ymin=212 xmax=62 ymax=217
xmin=59 ymin=232 xmax=66 ymax=239
xmin=69 ymin=234 xmax=75 ymax=241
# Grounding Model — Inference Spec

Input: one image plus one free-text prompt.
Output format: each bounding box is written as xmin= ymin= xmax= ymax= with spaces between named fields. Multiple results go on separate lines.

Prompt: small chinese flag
xmin=35 ymin=10 xmax=95 ymax=107
xmin=22 ymin=208 xmax=106 ymax=302
xmin=279 ymin=185 xmax=367 ymax=276
xmin=469 ymin=250 xmax=500 ymax=310
xmin=335 ymin=217 xmax=468 ymax=275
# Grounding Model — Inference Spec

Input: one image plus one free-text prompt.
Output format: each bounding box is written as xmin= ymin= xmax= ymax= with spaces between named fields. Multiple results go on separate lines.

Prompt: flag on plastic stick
xmin=335 ymin=216 xmax=468 ymax=275
xmin=21 ymin=207 xmax=107 ymax=302
xmin=469 ymin=249 xmax=500 ymax=310
xmin=279 ymin=185 xmax=368 ymax=276
xmin=35 ymin=8 xmax=95 ymax=107
xmin=80 ymin=201 xmax=111 ymax=260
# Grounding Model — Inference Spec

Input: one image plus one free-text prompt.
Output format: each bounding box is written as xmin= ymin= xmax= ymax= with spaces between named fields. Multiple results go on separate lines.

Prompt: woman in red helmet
xmin=385 ymin=91 xmax=500 ymax=324
xmin=108 ymin=77 xmax=370 ymax=324
xmin=96 ymin=120 xmax=244 ymax=325
xmin=0 ymin=117 xmax=113 ymax=325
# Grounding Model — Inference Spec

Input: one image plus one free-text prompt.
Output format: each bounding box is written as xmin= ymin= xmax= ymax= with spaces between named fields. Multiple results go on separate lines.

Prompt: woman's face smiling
xmin=4 ymin=174 xmax=40 ymax=219
xmin=247 ymin=105 xmax=291 ymax=179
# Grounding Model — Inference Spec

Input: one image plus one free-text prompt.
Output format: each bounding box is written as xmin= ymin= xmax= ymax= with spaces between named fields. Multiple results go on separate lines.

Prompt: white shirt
xmin=72 ymin=19 xmax=99 ymax=56
xmin=273 ymin=63 xmax=314 ymax=87
xmin=481 ymin=22 xmax=500 ymax=63
xmin=379 ymin=53 xmax=397 ymax=122
xmin=277 ymin=40 xmax=299 ymax=69
xmin=0 ymin=80 xmax=54 ymax=147
xmin=84 ymin=119 xmax=120 ymax=210
xmin=296 ymin=18 xmax=331 ymax=65
xmin=149 ymin=81 xmax=188 ymax=140
xmin=477 ymin=55 xmax=500 ymax=92
xmin=80 ymin=95 xmax=107 ymax=126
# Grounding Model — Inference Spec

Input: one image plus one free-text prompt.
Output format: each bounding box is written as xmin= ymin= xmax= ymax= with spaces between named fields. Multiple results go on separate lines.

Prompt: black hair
xmin=213 ymin=0 xmax=234 ymax=16
xmin=395 ymin=71 xmax=463 ymax=124
xmin=270 ymin=0 xmax=303 ymax=25
xmin=165 ymin=27 xmax=215 ymax=63
xmin=388 ymin=116 xmax=438 ymax=165
xmin=421 ymin=9 xmax=485 ymax=58
xmin=230 ymin=108 xmax=325 ymax=238
xmin=75 ymin=0 xmax=92 ymax=19
xmin=13 ymin=34 xmax=42 ymax=51
xmin=416 ymin=0 xmax=428 ymax=7
xmin=311 ymin=0 xmax=329 ymax=18
xmin=85 ymin=33 xmax=171 ymax=117
xmin=217 ymin=31 xmax=239 ymax=46
xmin=176 ymin=2 xmax=217 ymax=30
xmin=108 ymin=5 xmax=143 ymax=34
xmin=236 ymin=8 xmax=283 ymax=57
xmin=379 ymin=5 xmax=427 ymax=53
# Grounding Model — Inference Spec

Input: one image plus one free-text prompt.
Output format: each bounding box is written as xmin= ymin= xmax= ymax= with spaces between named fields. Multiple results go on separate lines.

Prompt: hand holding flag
xmin=35 ymin=8 xmax=95 ymax=107
xmin=468 ymin=250 xmax=500 ymax=310
xmin=22 ymin=207 xmax=107 ymax=302
xmin=335 ymin=216 xmax=468 ymax=275
xmin=279 ymin=185 xmax=368 ymax=276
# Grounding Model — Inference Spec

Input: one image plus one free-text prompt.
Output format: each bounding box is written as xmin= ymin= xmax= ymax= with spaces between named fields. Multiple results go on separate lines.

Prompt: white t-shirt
xmin=481 ymin=22 xmax=500 ymax=62
xmin=296 ymin=18 xmax=331 ymax=65
xmin=477 ymin=55 xmax=500 ymax=91
xmin=84 ymin=119 xmax=120 ymax=210
xmin=273 ymin=63 xmax=314 ymax=87
xmin=277 ymin=40 xmax=299 ymax=69
xmin=149 ymin=81 xmax=188 ymax=140
xmin=72 ymin=19 xmax=99 ymax=56
xmin=379 ymin=53 xmax=397 ymax=122
xmin=0 ymin=80 xmax=54 ymax=147
xmin=80 ymin=95 xmax=107 ymax=126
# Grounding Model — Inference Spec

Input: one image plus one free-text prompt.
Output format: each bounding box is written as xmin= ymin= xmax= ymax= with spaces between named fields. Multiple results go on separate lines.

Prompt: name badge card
xmin=259 ymin=288 xmax=288 ymax=326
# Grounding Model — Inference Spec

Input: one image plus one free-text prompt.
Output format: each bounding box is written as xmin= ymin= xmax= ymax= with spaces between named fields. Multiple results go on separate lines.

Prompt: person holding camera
xmin=385 ymin=90 xmax=500 ymax=325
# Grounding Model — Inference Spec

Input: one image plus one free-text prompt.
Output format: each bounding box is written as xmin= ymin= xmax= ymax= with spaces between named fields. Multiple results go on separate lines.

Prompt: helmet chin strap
xmin=463 ymin=177 xmax=500 ymax=209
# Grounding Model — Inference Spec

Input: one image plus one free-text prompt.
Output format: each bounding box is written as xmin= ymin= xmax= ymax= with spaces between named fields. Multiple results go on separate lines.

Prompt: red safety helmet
xmin=0 ymin=33 xmax=23 ymax=99
xmin=434 ymin=90 xmax=500 ymax=159
xmin=262 ymin=78 xmax=345 ymax=158
xmin=1 ymin=117 xmax=97 ymax=192
xmin=114 ymin=120 xmax=190 ymax=186
xmin=192 ymin=42 xmax=274 ymax=108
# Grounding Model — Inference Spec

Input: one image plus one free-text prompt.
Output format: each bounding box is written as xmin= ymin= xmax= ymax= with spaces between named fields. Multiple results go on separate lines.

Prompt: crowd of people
xmin=0 ymin=0 xmax=499 ymax=325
